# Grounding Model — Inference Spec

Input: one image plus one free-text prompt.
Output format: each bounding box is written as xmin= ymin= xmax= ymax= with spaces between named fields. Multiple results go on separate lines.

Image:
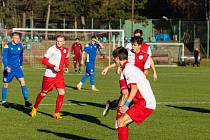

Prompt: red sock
xmin=34 ymin=94 xmax=44 ymax=109
xmin=118 ymin=126 xmax=128 ymax=140
xmin=55 ymin=95 xmax=64 ymax=113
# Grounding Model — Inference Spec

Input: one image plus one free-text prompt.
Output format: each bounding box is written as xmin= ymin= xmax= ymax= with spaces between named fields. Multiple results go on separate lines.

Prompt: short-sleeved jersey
xmin=71 ymin=42 xmax=82 ymax=57
xmin=44 ymin=45 xmax=69 ymax=78
xmin=125 ymin=42 xmax=151 ymax=72
xmin=83 ymin=43 xmax=100 ymax=63
xmin=122 ymin=62 xmax=156 ymax=110
xmin=2 ymin=41 xmax=24 ymax=69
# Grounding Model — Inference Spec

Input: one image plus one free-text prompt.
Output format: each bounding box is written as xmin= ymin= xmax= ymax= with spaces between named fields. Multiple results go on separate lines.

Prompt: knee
xmin=40 ymin=91 xmax=48 ymax=97
xmin=3 ymin=83 xmax=9 ymax=88
xmin=118 ymin=117 xmax=126 ymax=127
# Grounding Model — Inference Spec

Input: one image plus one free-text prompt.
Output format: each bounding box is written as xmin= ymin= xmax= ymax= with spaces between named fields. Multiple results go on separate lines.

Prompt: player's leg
xmin=16 ymin=68 xmax=32 ymax=107
xmin=73 ymin=57 xmax=77 ymax=72
xmin=77 ymin=63 xmax=90 ymax=90
xmin=78 ymin=56 xmax=82 ymax=73
xmin=89 ymin=64 xmax=98 ymax=91
xmin=2 ymin=70 xmax=15 ymax=108
xmin=53 ymin=88 xmax=65 ymax=119
xmin=2 ymin=83 xmax=10 ymax=108
xmin=30 ymin=77 xmax=53 ymax=117
xmin=117 ymin=114 xmax=133 ymax=140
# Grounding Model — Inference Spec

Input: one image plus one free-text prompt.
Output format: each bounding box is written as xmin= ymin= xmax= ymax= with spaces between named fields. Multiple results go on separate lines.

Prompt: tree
xmin=170 ymin=0 xmax=205 ymax=20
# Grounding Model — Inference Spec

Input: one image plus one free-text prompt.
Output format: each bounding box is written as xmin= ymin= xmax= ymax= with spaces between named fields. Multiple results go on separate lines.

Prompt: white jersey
xmin=44 ymin=45 xmax=69 ymax=77
xmin=122 ymin=63 xmax=156 ymax=109
xmin=125 ymin=42 xmax=151 ymax=66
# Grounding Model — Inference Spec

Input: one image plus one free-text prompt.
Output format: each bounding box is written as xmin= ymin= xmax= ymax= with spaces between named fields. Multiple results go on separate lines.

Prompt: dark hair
xmin=134 ymin=29 xmax=143 ymax=36
xmin=131 ymin=36 xmax=143 ymax=45
xmin=12 ymin=32 xmax=21 ymax=37
xmin=56 ymin=34 xmax=65 ymax=40
xmin=112 ymin=47 xmax=128 ymax=61
xmin=91 ymin=35 xmax=96 ymax=40
xmin=75 ymin=37 xmax=79 ymax=40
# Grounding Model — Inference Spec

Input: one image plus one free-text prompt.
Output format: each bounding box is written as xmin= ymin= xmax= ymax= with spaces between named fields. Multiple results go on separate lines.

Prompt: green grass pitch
xmin=0 ymin=65 xmax=210 ymax=140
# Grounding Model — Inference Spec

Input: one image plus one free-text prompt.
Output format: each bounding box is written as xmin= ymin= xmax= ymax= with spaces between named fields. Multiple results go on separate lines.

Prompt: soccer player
xmin=30 ymin=35 xmax=69 ymax=119
xmin=1 ymin=32 xmax=32 ymax=108
xmin=112 ymin=47 xmax=156 ymax=140
xmin=71 ymin=38 xmax=83 ymax=72
xmin=76 ymin=36 xmax=104 ymax=91
xmin=102 ymin=29 xmax=157 ymax=116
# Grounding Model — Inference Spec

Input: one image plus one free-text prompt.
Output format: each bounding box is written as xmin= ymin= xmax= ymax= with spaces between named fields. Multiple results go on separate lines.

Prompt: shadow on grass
xmin=65 ymin=85 xmax=90 ymax=91
xmin=68 ymin=99 xmax=105 ymax=108
xmin=61 ymin=111 xmax=115 ymax=130
xmin=1 ymin=102 xmax=31 ymax=115
xmin=166 ymin=105 xmax=210 ymax=113
xmin=37 ymin=129 xmax=96 ymax=140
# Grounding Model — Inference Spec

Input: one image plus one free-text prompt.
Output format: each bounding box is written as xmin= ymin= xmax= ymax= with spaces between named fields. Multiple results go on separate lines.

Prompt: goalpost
xmin=12 ymin=28 xmax=125 ymax=69
xmin=146 ymin=42 xmax=185 ymax=66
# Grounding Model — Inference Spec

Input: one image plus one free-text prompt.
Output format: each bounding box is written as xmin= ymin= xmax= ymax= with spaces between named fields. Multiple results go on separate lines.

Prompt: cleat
xmin=102 ymin=100 xmax=110 ymax=116
xmin=92 ymin=87 xmax=99 ymax=92
xmin=25 ymin=101 xmax=32 ymax=107
xmin=30 ymin=107 xmax=37 ymax=117
xmin=76 ymin=83 xmax=82 ymax=90
xmin=2 ymin=102 xmax=10 ymax=108
xmin=52 ymin=112 xmax=62 ymax=119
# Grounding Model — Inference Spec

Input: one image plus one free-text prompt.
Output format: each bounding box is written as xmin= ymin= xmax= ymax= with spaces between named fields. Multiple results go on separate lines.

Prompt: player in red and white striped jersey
xmin=30 ymin=35 xmax=69 ymax=119
xmin=113 ymin=47 xmax=156 ymax=140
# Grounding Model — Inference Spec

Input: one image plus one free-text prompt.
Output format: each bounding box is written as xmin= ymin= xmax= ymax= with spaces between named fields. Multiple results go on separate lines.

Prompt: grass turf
xmin=0 ymin=64 xmax=210 ymax=140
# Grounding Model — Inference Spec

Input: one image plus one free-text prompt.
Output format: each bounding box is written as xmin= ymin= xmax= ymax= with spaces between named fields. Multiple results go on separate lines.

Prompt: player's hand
xmin=64 ymin=68 xmax=69 ymax=73
xmin=121 ymin=105 xmax=129 ymax=114
xmin=54 ymin=66 xmax=60 ymax=72
xmin=5 ymin=67 xmax=11 ymax=73
xmin=153 ymin=72 xmax=157 ymax=81
xmin=81 ymin=61 xmax=84 ymax=66
xmin=117 ymin=67 xmax=121 ymax=75
xmin=101 ymin=67 xmax=109 ymax=75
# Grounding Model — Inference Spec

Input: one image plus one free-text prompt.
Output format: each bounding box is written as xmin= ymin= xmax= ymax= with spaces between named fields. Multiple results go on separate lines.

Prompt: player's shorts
xmin=41 ymin=76 xmax=65 ymax=93
xmin=3 ymin=67 xmax=24 ymax=83
xmin=126 ymin=102 xmax=154 ymax=125
xmin=73 ymin=56 xmax=82 ymax=64
xmin=85 ymin=62 xmax=95 ymax=74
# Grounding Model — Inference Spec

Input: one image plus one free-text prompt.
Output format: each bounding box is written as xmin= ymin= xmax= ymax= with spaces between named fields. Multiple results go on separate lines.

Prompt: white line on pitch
xmin=39 ymin=101 xmax=210 ymax=106
xmin=157 ymin=101 xmax=210 ymax=105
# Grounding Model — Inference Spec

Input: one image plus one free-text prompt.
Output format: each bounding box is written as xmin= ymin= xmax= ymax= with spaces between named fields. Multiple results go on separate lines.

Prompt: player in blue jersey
xmin=76 ymin=36 xmax=104 ymax=91
xmin=1 ymin=32 xmax=32 ymax=108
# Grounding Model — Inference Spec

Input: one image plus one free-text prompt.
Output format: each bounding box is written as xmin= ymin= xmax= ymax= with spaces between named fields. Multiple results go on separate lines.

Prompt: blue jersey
xmin=2 ymin=41 xmax=24 ymax=69
xmin=83 ymin=43 xmax=100 ymax=63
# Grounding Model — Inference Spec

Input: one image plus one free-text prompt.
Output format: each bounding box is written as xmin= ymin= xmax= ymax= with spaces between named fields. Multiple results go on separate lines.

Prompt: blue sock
xmin=90 ymin=73 xmax=95 ymax=85
xmin=21 ymin=85 xmax=29 ymax=101
xmin=81 ymin=73 xmax=89 ymax=83
xmin=2 ymin=87 xmax=8 ymax=103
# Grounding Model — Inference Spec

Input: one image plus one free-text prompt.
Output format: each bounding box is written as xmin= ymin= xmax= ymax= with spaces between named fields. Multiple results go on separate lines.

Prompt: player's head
xmin=56 ymin=34 xmax=65 ymax=48
xmin=91 ymin=36 xmax=97 ymax=44
xmin=112 ymin=47 xmax=128 ymax=65
xmin=134 ymin=29 xmax=143 ymax=37
xmin=131 ymin=36 xmax=143 ymax=53
xmin=75 ymin=37 xmax=79 ymax=42
xmin=11 ymin=32 xmax=21 ymax=45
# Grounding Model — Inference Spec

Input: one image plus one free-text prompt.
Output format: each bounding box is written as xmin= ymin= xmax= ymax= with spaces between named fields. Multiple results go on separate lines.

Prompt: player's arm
xmin=42 ymin=48 xmax=59 ymax=72
xmin=101 ymin=63 xmax=117 ymax=75
xmin=121 ymin=84 xmax=138 ymax=113
xmin=150 ymin=57 xmax=157 ymax=81
xmin=2 ymin=44 xmax=11 ymax=72
xmin=97 ymin=41 xmax=104 ymax=48
xmin=64 ymin=49 xmax=70 ymax=73
xmin=20 ymin=46 xmax=24 ymax=68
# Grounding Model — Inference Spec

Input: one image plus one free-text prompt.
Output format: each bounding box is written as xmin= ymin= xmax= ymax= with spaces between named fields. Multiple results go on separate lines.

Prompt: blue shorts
xmin=85 ymin=62 xmax=95 ymax=74
xmin=3 ymin=67 xmax=24 ymax=83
